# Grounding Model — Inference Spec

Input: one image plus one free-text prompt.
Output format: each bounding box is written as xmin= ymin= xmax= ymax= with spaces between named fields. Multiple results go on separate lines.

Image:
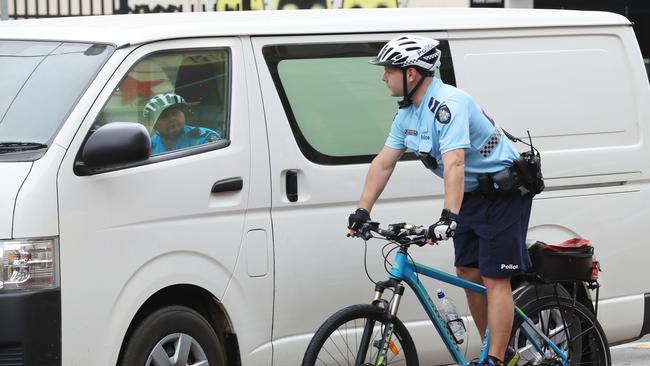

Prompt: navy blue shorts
xmin=453 ymin=192 xmax=533 ymax=278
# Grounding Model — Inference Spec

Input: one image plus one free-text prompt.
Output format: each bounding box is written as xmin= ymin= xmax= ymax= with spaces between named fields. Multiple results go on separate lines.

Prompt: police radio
xmin=503 ymin=130 xmax=545 ymax=196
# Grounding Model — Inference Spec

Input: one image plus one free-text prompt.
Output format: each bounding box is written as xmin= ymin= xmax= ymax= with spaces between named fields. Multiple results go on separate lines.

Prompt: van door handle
xmin=286 ymin=170 xmax=298 ymax=202
xmin=211 ymin=177 xmax=243 ymax=193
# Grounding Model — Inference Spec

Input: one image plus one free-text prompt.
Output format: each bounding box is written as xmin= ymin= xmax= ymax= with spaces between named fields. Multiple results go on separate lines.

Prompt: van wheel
xmin=120 ymin=305 xmax=226 ymax=366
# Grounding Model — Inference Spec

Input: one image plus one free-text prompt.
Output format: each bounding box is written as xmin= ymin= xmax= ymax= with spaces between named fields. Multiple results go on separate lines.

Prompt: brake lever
xmin=412 ymin=236 xmax=428 ymax=247
xmin=410 ymin=235 xmax=438 ymax=247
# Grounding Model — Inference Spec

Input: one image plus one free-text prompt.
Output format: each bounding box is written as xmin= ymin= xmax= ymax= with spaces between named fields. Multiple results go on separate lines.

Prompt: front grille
xmin=0 ymin=343 xmax=23 ymax=366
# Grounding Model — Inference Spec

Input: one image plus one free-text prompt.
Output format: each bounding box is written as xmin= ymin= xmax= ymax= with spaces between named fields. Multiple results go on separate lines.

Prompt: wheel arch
xmin=116 ymin=284 xmax=242 ymax=366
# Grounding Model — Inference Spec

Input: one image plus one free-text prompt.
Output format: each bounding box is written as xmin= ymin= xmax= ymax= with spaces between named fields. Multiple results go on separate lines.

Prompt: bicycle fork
xmin=357 ymin=279 xmax=405 ymax=366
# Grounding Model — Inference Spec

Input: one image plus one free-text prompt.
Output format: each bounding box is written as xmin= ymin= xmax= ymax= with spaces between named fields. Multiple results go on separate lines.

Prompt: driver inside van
xmin=143 ymin=93 xmax=221 ymax=154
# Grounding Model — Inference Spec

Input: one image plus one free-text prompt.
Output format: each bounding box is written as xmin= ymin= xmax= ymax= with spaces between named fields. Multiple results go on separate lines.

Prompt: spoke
xmin=173 ymin=334 xmax=193 ymax=365
xmin=328 ymin=330 xmax=351 ymax=363
xmin=344 ymin=321 xmax=350 ymax=365
xmin=540 ymin=309 xmax=551 ymax=336
xmin=191 ymin=361 xmax=208 ymax=366
xmin=334 ymin=324 xmax=353 ymax=365
xmin=548 ymin=321 xmax=568 ymax=347
xmin=321 ymin=340 xmax=344 ymax=366
xmin=150 ymin=343 xmax=174 ymax=366
xmin=354 ymin=319 xmax=358 ymax=362
xmin=570 ymin=324 xmax=597 ymax=342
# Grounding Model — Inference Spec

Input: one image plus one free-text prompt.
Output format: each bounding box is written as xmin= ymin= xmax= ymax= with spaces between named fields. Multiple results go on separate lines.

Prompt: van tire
xmin=120 ymin=305 xmax=226 ymax=366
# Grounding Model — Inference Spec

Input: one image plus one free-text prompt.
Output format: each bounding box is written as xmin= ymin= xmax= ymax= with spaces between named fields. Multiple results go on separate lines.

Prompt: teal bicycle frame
xmin=387 ymin=249 xmax=569 ymax=366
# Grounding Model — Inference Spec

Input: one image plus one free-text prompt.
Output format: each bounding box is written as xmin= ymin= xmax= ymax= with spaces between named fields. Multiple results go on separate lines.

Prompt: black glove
xmin=347 ymin=208 xmax=371 ymax=231
xmin=427 ymin=209 xmax=458 ymax=241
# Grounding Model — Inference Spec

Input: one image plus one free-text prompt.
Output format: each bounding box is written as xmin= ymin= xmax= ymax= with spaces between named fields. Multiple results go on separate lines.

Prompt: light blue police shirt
xmin=385 ymin=78 xmax=519 ymax=192
xmin=151 ymin=125 xmax=221 ymax=155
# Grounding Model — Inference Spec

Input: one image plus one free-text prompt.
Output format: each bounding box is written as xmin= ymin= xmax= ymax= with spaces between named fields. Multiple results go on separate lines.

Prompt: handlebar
xmin=351 ymin=221 xmax=431 ymax=247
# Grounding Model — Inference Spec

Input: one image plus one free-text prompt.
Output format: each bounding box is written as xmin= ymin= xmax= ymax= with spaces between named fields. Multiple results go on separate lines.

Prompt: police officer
xmin=347 ymin=35 xmax=533 ymax=366
xmin=143 ymin=93 xmax=221 ymax=155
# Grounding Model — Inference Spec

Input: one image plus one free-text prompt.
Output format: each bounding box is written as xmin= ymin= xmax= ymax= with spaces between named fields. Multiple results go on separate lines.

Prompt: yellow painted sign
xmin=217 ymin=0 xmax=264 ymax=11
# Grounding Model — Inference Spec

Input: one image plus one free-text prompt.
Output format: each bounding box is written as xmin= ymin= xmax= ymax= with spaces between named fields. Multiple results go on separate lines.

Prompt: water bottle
xmin=436 ymin=289 xmax=466 ymax=342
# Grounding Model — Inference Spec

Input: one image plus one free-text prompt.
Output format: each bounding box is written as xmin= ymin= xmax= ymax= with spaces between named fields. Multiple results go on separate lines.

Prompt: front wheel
xmin=302 ymin=304 xmax=419 ymax=366
xmin=119 ymin=305 xmax=227 ymax=366
xmin=511 ymin=296 xmax=611 ymax=366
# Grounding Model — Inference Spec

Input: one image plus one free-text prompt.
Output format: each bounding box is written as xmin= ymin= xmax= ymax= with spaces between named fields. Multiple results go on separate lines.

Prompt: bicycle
xmin=301 ymin=221 xmax=610 ymax=366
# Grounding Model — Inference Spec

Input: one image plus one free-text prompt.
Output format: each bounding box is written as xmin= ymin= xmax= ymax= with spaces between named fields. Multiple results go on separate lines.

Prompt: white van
xmin=0 ymin=8 xmax=648 ymax=366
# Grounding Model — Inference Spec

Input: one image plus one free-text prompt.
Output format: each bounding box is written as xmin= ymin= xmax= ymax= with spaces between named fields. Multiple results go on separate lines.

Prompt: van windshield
xmin=0 ymin=41 xmax=114 ymax=157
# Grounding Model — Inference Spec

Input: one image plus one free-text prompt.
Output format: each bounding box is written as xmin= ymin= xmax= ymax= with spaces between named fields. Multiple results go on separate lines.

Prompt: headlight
xmin=0 ymin=237 xmax=59 ymax=291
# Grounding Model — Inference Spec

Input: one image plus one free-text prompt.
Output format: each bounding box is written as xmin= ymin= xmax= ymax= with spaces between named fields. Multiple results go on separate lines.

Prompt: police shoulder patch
xmin=436 ymin=105 xmax=451 ymax=124
xmin=428 ymin=97 xmax=439 ymax=113
xmin=206 ymin=133 xmax=220 ymax=142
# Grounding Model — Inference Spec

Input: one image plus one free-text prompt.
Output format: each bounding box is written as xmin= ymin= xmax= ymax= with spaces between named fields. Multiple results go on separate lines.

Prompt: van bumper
xmin=0 ymin=288 xmax=61 ymax=366
xmin=642 ymin=292 xmax=650 ymax=337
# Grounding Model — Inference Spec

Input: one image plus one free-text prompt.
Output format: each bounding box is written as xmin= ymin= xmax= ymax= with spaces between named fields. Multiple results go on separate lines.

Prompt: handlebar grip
xmin=413 ymin=228 xmax=427 ymax=236
xmin=377 ymin=229 xmax=392 ymax=237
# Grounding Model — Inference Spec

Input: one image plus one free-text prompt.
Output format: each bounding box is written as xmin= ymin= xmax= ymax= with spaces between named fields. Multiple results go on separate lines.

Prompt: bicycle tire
xmin=511 ymin=296 xmax=611 ymax=366
xmin=302 ymin=304 xmax=419 ymax=366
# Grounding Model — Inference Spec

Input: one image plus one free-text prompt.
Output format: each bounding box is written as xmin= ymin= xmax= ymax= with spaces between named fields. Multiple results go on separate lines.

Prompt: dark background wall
xmin=535 ymin=0 xmax=650 ymax=63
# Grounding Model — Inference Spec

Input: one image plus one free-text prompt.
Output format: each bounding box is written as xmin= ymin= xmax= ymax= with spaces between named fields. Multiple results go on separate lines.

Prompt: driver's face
xmin=155 ymin=108 xmax=186 ymax=140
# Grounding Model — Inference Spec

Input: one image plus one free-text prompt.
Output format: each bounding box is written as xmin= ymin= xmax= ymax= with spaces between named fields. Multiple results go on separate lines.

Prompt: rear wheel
xmin=302 ymin=304 xmax=419 ymax=366
xmin=511 ymin=296 xmax=610 ymax=366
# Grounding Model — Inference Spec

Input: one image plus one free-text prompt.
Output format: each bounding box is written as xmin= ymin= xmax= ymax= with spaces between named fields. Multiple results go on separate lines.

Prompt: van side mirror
xmin=77 ymin=122 xmax=151 ymax=174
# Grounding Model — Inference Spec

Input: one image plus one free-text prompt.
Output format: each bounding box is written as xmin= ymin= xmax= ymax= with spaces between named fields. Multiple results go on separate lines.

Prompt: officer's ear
xmin=405 ymin=67 xmax=420 ymax=82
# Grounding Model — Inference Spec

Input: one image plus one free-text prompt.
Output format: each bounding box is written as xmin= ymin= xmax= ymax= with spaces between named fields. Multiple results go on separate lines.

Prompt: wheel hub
xmin=145 ymin=332 xmax=208 ymax=366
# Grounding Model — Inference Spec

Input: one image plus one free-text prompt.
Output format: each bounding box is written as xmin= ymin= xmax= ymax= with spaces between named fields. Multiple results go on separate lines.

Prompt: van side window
xmin=263 ymin=40 xmax=455 ymax=164
xmin=95 ymin=49 xmax=230 ymax=156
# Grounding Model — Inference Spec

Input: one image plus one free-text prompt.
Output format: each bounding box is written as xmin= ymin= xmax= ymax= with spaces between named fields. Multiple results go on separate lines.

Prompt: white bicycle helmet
xmin=143 ymin=93 xmax=190 ymax=127
xmin=370 ymin=35 xmax=441 ymax=75
xmin=370 ymin=35 xmax=442 ymax=108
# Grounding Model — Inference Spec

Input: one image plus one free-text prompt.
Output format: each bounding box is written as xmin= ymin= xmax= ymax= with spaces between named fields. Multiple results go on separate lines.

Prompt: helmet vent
xmin=370 ymin=35 xmax=442 ymax=71
xmin=387 ymin=51 xmax=401 ymax=61
xmin=378 ymin=46 xmax=393 ymax=60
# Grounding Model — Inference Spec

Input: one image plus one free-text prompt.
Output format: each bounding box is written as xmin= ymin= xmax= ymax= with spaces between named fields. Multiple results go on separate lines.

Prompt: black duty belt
xmin=473 ymin=166 xmax=526 ymax=198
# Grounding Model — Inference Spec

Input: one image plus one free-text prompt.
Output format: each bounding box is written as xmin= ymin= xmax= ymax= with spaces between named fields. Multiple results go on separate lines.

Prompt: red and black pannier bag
xmin=528 ymin=238 xmax=601 ymax=282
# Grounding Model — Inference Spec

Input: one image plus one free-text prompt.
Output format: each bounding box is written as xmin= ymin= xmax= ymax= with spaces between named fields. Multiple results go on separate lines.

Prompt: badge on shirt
xmin=436 ymin=105 xmax=451 ymax=124
xmin=405 ymin=129 xmax=418 ymax=136
xmin=206 ymin=133 xmax=220 ymax=142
